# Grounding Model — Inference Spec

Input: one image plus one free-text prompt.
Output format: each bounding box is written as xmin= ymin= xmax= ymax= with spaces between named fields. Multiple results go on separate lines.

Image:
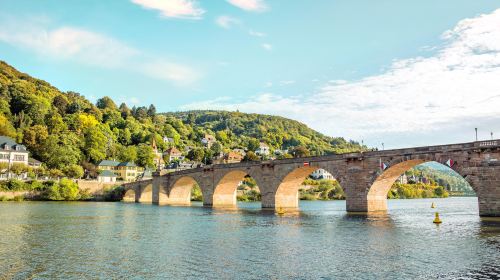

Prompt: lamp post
xmin=475 ymin=128 xmax=478 ymax=141
xmin=382 ymin=143 xmax=385 ymax=151
xmin=491 ymin=132 xmax=494 ymax=140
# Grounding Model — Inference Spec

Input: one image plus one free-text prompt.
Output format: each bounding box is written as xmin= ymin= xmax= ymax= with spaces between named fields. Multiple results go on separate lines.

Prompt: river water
xmin=0 ymin=197 xmax=499 ymax=279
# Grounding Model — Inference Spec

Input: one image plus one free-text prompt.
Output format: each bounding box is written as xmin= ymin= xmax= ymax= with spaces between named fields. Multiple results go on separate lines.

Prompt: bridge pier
xmin=467 ymin=165 xmax=500 ymax=217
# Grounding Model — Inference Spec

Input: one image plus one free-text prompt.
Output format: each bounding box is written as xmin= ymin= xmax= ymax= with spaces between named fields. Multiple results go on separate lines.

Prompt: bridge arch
xmin=213 ymin=170 xmax=262 ymax=207
xmin=123 ymin=189 xmax=136 ymax=202
xmin=274 ymin=165 xmax=344 ymax=209
xmin=137 ymin=184 xmax=152 ymax=203
xmin=366 ymin=158 xmax=476 ymax=211
xmin=167 ymin=176 xmax=201 ymax=205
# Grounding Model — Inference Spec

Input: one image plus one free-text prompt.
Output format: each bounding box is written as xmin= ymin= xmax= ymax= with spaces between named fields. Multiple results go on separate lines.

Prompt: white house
xmin=310 ymin=169 xmax=335 ymax=180
xmin=255 ymin=142 xmax=270 ymax=156
xmin=97 ymin=170 xmax=117 ymax=183
xmin=0 ymin=136 xmax=29 ymax=180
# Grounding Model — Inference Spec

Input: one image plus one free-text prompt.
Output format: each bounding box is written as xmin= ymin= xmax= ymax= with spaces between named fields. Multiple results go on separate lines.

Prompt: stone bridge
xmin=121 ymin=140 xmax=500 ymax=216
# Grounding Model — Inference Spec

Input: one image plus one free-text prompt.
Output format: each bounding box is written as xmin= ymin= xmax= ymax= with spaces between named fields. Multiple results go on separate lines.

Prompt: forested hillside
xmin=0 ymin=61 xmax=366 ymax=175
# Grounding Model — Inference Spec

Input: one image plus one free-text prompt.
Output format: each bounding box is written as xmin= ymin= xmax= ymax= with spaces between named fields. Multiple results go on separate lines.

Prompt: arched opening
xmin=367 ymin=159 xmax=476 ymax=212
xmin=138 ymin=184 xmax=153 ymax=203
xmin=167 ymin=176 xmax=200 ymax=206
xmin=213 ymin=170 xmax=261 ymax=207
xmin=123 ymin=189 xmax=136 ymax=202
xmin=275 ymin=166 xmax=344 ymax=209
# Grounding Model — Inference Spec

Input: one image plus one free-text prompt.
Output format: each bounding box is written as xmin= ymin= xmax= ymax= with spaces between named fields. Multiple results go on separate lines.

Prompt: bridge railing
xmin=476 ymin=140 xmax=499 ymax=147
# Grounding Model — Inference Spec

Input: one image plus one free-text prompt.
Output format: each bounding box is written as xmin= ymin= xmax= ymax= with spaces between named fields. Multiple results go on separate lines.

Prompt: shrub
xmin=46 ymin=178 xmax=80 ymax=201
xmin=12 ymin=195 xmax=24 ymax=202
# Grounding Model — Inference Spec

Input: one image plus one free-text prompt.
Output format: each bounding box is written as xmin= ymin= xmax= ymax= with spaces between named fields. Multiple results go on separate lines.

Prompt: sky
xmin=1 ymin=0 xmax=500 ymax=149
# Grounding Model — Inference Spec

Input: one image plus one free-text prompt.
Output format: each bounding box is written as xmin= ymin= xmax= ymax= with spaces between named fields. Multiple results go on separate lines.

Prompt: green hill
xmin=0 ymin=60 xmax=366 ymax=174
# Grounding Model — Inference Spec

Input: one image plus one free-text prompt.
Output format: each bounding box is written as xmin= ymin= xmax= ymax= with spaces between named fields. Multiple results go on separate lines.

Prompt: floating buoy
xmin=276 ymin=207 xmax=285 ymax=215
xmin=433 ymin=212 xmax=442 ymax=224
xmin=431 ymin=202 xmax=436 ymax=208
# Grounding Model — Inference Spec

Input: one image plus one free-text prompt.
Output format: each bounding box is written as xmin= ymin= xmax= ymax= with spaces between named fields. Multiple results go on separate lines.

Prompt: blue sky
xmin=1 ymin=0 xmax=500 ymax=148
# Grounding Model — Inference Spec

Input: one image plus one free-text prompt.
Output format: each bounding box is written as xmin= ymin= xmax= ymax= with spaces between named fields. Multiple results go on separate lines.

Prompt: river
xmin=0 ymin=197 xmax=499 ymax=279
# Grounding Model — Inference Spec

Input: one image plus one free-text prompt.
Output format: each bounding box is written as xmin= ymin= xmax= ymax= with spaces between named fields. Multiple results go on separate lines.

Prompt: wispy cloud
xmin=182 ymin=9 xmax=500 ymax=146
xmin=131 ymin=0 xmax=205 ymax=19
xmin=261 ymin=43 xmax=272 ymax=51
xmin=215 ymin=15 xmax=240 ymax=29
xmin=279 ymin=80 xmax=295 ymax=86
xmin=249 ymin=29 xmax=266 ymax=37
xmin=0 ymin=18 xmax=200 ymax=85
xmin=226 ymin=0 xmax=268 ymax=12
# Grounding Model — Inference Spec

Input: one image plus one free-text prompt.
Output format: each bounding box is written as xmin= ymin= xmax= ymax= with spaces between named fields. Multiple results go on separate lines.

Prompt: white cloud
xmin=141 ymin=61 xmax=200 ymax=85
xmin=227 ymin=0 xmax=267 ymax=12
xmin=249 ymin=29 xmax=266 ymax=37
xmin=182 ymin=9 xmax=500 ymax=147
xmin=131 ymin=0 xmax=205 ymax=19
xmin=261 ymin=43 xmax=272 ymax=51
xmin=215 ymin=15 xmax=240 ymax=29
xmin=0 ymin=19 xmax=200 ymax=85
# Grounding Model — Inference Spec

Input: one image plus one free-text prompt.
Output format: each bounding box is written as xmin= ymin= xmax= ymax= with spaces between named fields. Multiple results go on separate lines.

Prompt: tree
xmin=96 ymin=96 xmax=117 ymax=110
xmin=119 ymin=103 xmax=131 ymax=118
xmin=186 ymin=148 xmax=205 ymax=162
xmin=63 ymin=164 xmax=84 ymax=179
xmin=49 ymin=169 xmax=64 ymax=179
xmin=83 ymin=126 xmax=108 ymax=163
xmin=0 ymin=162 xmax=9 ymax=177
xmin=210 ymin=142 xmax=222 ymax=155
xmin=52 ymin=95 xmax=69 ymax=114
xmin=247 ymin=138 xmax=260 ymax=152
xmin=136 ymin=144 xmax=155 ymax=168
xmin=243 ymin=151 xmax=260 ymax=162
xmin=117 ymin=145 xmax=137 ymax=162
xmin=23 ymin=125 xmax=49 ymax=150
xmin=10 ymin=163 xmax=27 ymax=178
xmin=40 ymin=134 xmax=82 ymax=169
xmin=292 ymin=146 xmax=310 ymax=158
xmin=147 ymin=104 xmax=156 ymax=117
xmin=47 ymin=178 xmax=80 ymax=201
xmin=0 ymin=114 xmax=16 ymax=138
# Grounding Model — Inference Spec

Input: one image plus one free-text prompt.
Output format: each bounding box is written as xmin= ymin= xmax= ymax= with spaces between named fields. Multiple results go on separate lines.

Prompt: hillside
xmin=0 ymin=61 xmax=366 ymax=173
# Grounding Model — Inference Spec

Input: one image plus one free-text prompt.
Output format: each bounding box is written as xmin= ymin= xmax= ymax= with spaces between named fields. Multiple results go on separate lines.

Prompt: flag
xmin=445 ymin=159 xmax=454 ymax=167
xmin=380 ymin=161 xmax=388 ymax=170
xmin=303 ymin=162 xmax=309 ymax=167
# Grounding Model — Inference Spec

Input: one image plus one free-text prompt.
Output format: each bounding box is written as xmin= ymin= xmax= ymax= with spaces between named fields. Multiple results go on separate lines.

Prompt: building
xmin=0 ymin=136 xmax=29 ymax=180
xmin=163 ymin=147 xmax=184 ymax=162
xmin=97 ymin=160 xmax=144 ymax=182
xmin=233 ymin=148 xmax=246 ymax=157
xmin=201 ymin=134 xmax=216 ymax=148
xmin=255 ymin=142 xmax=270 ymax=156
xmin=97 ymin=170 xmax=117 ymax=183
xmin=28 ymin=158 xmax=42 ymax=168
xmin=151 ymin=139 xmax=164 ymax=168
xmin=223 ymin=151 xmax=244 ymax=163
xmin=310 ymin=169 xmax=335 ymax=180
xmin=163 ymin=136 xmax=175 ymax=144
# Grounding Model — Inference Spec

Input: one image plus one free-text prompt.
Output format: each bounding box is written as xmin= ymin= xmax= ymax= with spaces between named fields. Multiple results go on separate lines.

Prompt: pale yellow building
xmin=97 ymin=160 xmax=144 ymax=182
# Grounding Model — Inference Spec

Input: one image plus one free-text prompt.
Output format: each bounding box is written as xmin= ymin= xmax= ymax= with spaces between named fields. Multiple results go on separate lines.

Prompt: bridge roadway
xmin=121 ymin=139 xmax=500 ymax=216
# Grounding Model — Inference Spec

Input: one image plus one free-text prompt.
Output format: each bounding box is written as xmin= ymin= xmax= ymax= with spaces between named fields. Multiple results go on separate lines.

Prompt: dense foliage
xmin=0 ymin=61 xmax=366 ymax=176
xmin=0 ymin=179 xmax=92 ymax=201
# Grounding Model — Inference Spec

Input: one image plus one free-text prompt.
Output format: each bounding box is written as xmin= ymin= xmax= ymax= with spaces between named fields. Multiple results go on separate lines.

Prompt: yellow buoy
xmin=431 ymin=202 xmax=436 ymax=208
xmin=276 ymin=207 xmax=285 ymax=215
xmin=433 ymin=212 xmax=442 ymax=224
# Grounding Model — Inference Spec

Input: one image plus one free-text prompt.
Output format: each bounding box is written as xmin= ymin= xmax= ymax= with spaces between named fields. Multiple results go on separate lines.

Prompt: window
xmin=0 ymin=153 xmax=8 ymax=160
xmin=14 ymin=155 xmax=25 ymax=161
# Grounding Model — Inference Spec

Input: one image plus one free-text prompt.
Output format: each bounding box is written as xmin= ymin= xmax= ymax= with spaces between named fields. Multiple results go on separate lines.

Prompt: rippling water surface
xmin=0 ymin=197 xmax=499 ymax=279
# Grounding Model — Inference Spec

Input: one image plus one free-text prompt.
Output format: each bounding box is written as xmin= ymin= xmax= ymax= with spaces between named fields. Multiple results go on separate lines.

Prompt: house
xmin=223 ymin=151 xmax=244 ymax=163
xmin=28 ymin=158 xmax=42 ymax=168
xmin=233 ymin=148 xmax=246 ymax=157
xmin=274 ymin=149 xmax=288 ymax=155
xmin=163 ymin=136 xmax=175 ymax=144
xmin=310 ymin=169 xmax=335 ymax=180
xmin=163 ymin=147 xmax=184 ymax=162
xmin=98 ymin=170 xmax=117 ymax=183
xmin=255 ymin=142 xmax=270 ymax=156
xmin=97 ymin=160 xmax=144 ymax=182
xmin=201 ymin=134 xmax=216 ymax=148
xmin=0 ymin=136 xmax=29 ymax=180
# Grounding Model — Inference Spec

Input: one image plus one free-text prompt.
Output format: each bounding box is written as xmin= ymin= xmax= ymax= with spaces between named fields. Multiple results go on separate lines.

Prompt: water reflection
xmin=0 ymin=198 xmax=498 ymax=279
